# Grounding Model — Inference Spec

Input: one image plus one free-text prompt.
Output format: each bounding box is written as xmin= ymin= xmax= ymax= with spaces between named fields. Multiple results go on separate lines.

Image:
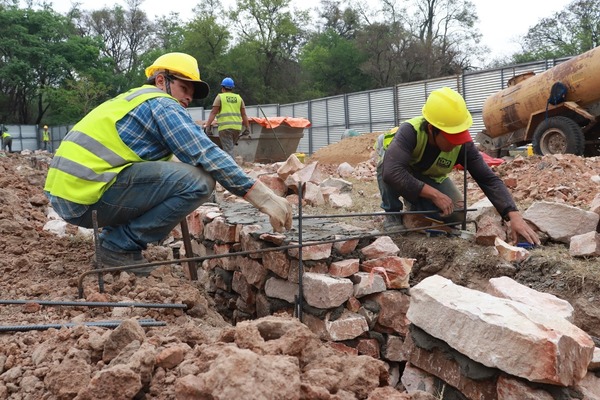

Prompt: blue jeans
xmin=66 ymin=161 xmax=215 ymax=253
xmin=377 ymin=162 xmax=464 ymax=223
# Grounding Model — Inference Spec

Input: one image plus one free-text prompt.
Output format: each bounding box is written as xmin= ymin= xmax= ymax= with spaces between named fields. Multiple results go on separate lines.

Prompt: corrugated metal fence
xmin=7 ymin=56 xmax=567 ymax=155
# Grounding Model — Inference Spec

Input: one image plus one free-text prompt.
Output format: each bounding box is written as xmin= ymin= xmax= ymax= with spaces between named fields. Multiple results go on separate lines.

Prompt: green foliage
xmin=2 ymin=0 xmax=591 ymax=126
xmin=0 ymin=5 xmax=103 ymax=124
xmin=300 ymin=29 xmax=372 ymax=96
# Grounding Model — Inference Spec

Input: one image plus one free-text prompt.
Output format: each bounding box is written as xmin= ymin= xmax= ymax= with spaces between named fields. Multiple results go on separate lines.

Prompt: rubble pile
xmin=0 ymin=148 xmax=600 ymax=399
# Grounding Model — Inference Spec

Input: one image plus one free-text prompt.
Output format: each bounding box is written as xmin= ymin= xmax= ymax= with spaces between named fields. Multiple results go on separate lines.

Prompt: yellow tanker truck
xmin=476 ymin=45 xmax=600 ymax=157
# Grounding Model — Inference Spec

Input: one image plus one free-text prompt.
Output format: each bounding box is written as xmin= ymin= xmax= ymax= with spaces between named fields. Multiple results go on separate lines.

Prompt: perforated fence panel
xmin=18 ymin=56 xmax=573 ymax=157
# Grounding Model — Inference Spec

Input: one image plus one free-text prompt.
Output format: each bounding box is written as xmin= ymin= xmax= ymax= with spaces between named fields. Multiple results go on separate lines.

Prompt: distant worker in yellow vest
xmin=42 ymin=125 xmax=50 ymax=151
xmin=44 ymin=53 xmax=292 ymax=276
xmin=1 ymin=127 xmax=12 ymax=153
xmin=203 ymin=77 xmax=250 ymax=158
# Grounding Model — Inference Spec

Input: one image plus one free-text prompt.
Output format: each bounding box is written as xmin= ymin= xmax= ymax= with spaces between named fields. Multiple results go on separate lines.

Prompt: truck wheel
xmin=532 ymin=116 xmax=584 ymax=156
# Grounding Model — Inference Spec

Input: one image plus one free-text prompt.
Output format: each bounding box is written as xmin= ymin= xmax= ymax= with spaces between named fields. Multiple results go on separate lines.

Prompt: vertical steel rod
xmin=462 ymin=149 xmax=468 ymax=231
xmin=180 ymin=219 xmax=198 ymax=281
xmin=92 ymin=210 xmax=104 ymax=293
xmin=296 ymin=181 xmax=305 ymax=322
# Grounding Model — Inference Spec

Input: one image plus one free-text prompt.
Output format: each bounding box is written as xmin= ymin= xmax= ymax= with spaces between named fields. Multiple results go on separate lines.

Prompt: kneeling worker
xmin=378 ymin=87 xmax=539 ymax=245
xmin=44 ymin=52 xmax=292 ymax=275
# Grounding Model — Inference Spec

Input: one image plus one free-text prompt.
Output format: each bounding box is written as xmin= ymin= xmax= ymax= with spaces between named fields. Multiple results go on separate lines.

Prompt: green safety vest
xmin=217 ymin=92 xmax=243 ymax=132
xmin=377 ymin=116 xmax=461 ymax=183
xmin=2 ymin=132 xmax=10 ymax=139
xmin=44 ymin=85 xmax=174 ymax=204
xmin=42 ymin=130 xmax=50 ymax=141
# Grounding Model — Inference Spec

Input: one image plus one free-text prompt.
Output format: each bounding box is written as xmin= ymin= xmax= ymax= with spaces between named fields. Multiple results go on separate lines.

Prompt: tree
xmin=513 ymin=0 xmax=600 ymax=63
xmin=229 ymin=0 xmax=311 ymax=103
xmin=77 ymin=0 xmax=155 ymax=94
xmin=317 ymin=0 xmax=362 ymax=39
xmin=403 ymin=0 xmax=484 ymax=78
xmin=300 ymin=28 xmax=371 ymax=97
xmin=0 ymin=4 xmax=103 ymax=124
xmin=178 ymin=0 xmax=232 ymax=106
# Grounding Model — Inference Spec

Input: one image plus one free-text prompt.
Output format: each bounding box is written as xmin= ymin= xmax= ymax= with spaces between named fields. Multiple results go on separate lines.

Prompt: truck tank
xmin=480 ymin=45 xmax=600 ymax=156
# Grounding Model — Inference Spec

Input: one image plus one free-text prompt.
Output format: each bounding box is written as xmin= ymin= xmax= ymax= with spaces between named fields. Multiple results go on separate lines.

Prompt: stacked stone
xmin=182 ymin=202 xmax=414 ymax=359
xmin=403 ymin=275 xmax=600 ymax=399
xmin=178 ymin=203 xmax=600 ymax=399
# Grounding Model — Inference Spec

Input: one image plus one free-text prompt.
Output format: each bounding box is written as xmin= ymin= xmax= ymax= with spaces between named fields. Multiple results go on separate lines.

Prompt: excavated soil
xmin=1 ymin=133 xmax=600 ymax=398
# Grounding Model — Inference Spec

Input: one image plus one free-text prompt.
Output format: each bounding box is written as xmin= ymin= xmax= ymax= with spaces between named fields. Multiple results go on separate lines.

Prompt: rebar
xmin=92 ymin=210 xmax=105 ymax=293
xmin=77 ymin=218 xmax=463 ymax=298
xmin=180 ymin=219 xmax=198 ymax=280
xmin=0 ymin=319 xmax=166 ymax=332
xmin=293 ymin=208 xmax=477 ymax=219
xmin=296 ymin=182 xmax=305 ymax=322
xmin=0 ymin=299 xmax=187 ymax=309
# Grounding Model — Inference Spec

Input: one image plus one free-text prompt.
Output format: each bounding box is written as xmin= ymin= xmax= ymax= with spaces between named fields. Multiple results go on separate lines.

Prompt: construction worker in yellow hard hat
xmin=378 ymin=87 xmax=539 ymax=245
xmin=42 ymin=125 xmax=50 ymax=151
xmin=44 ymin=52 xmax=292 ymax=276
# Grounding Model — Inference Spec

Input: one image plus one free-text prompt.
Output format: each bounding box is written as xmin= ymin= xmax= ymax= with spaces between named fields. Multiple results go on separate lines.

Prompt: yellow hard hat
xmin=43 ymin=125 xmax=48 ymax=129
xmin=145 ymin=52 xmax=210 ymax=100
xmin=422 ymin=87 xmax=472 ymax=134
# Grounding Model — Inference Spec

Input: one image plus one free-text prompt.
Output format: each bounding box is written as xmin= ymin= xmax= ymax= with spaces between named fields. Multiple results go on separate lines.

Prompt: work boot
xmin=383 ymin=214 xmax=405 ymax=233
xmin=96 ymin=242 xmax=154 ymax=277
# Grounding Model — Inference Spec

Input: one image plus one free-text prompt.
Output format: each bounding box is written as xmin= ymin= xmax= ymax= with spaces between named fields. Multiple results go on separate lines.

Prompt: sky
xmin=45 ymin=0 xmax=568 ymax=60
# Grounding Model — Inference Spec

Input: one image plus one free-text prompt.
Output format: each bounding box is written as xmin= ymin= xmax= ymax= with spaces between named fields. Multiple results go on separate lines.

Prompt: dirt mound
xmin=308 ymin=132 xmax=380 ymax=166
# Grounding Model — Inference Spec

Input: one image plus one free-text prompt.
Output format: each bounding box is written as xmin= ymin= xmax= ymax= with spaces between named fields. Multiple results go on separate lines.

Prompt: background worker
xmin=44 ymin=52 xmax=292 ymax=275
xmin=203 ymin=77 xmax=250 ymax=158
xmin=379 ymin=87 xmax=540 ymax=245
xmin=42 ymin=125 xmax=50 ymax=151
xmin=2 ymin=127 xmax=12 ymax=153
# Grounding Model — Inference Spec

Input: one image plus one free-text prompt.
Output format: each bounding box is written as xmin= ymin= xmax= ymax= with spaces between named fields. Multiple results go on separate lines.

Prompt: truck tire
xmin=532 ymin=116 xmax=584 ymax=156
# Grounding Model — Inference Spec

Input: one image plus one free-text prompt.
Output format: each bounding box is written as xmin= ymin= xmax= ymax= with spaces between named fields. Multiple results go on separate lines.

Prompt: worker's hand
xmin=507 ymin=211 xmax=540 ymax=245
xmin=204 ymin=124 xmax=212 ymax=135
xmin=244 ymin=180 xmax=293 ymax=232
xmin=241 ymin=127 xmax=251 ymax=137
xmin=431 ymin=191 xmax=455 ymax=217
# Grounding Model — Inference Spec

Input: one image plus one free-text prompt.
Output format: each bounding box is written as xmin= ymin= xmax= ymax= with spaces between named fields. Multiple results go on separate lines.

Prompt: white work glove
xmin=244 ymin=180 xmax=293 ymax=232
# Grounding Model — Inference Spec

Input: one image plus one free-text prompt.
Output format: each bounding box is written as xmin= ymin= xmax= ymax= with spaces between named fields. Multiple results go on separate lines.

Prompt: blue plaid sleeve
xmin=118 ymin=97 xmax=255 ymax=197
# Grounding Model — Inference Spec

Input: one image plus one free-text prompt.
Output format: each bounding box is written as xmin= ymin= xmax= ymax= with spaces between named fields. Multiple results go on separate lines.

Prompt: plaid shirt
xmin=49 ymin=95 xmax=255 ymax=219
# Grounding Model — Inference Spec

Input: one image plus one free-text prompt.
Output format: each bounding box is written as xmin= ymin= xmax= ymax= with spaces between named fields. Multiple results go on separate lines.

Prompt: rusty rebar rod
xmin=180 ymin=218 xmax=198 ymax=280
xmin=296 ymin=182 xmax=305 ymax=322
xmin=0 ymin=299 xmax=187 ymax=309
xmin=77 ymin=220 xmax=463 ymax=298
xmin=0 ymin=319 xmax=166 ymax=332
xmin=293 ymin=208 xmax=477 ymax=219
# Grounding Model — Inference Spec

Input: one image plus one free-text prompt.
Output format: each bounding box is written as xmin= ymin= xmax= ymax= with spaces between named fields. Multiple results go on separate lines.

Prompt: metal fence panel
xmin=347 ymin=92 xmax=370 ymax=127
xmin=12 ymin=54 xmax=576 ymax=157
xmin=396 ymin=83 xmax=427 ymax=123
xmin=325 ymin=96 xmax=346 ymax=127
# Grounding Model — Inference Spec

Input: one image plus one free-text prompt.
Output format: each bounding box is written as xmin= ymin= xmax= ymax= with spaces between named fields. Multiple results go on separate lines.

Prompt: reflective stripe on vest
xmin=44 ymin=86 xmax=175 ymax=204
xmin=217 ymin=93 xmax=243 ymax=131
xmin=407 ymin=116 xmax=460 ymax=183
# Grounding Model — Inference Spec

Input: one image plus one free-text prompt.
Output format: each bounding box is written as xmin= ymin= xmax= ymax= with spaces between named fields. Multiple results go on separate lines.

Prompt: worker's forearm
xmin=419 ymin=184 xmax=443 ymax=202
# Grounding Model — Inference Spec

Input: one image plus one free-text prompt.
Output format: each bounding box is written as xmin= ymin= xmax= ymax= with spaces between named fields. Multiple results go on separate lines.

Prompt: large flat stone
xmin=407 ymin=275 xmax=594 ymax=386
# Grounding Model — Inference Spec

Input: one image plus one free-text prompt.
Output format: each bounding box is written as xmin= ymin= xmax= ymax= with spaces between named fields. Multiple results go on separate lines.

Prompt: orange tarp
xmin=249 ymin=117 xmax=311 ymax=129
xmin=454 ymin=151 xmax=504 ymax=170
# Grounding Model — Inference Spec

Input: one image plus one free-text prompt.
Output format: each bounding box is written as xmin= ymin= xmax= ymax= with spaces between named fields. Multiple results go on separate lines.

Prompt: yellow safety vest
xmin=42 ymin=130 xmax=50 ymax=141
xmin=407 ymin=116 xmax=461 ymax=183
xmin=217 ymin=92 xmax=243 ymax=132
xmin=44 ymin=85 xmax=175 ymax=204
xmin=2 ymin=132 xmax=10 ymax=139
